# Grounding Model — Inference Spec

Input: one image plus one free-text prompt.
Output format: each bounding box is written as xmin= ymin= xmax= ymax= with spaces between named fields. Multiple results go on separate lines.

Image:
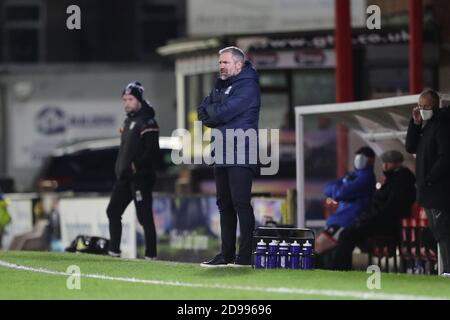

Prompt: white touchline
xmin=0 ymin=259 xmax=446 ymax=300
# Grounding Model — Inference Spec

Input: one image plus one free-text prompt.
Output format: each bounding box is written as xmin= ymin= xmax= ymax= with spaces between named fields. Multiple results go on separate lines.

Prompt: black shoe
xmin=200 ymin=254 xmax=234 ymax=268
xmin=228 ymin=255 xmax=252 ymax=267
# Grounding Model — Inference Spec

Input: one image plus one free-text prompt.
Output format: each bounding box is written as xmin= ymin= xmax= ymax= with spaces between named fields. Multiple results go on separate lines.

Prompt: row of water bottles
xmin=253 ymin=239 xmax=314 ymax=270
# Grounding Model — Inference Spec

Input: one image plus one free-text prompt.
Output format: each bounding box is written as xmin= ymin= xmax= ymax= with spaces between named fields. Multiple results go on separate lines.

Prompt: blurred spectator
xmin=406 ymin=89 xmax=450 ymax=277
xmin=331 ymin=150 xmax=416 ymax=270
xmin=0 ymin=188 xmax=12 ymax=249
xmin=107 ymin=81 xmax=160 ymax=260
xmin=315 ymin=146 xmax=376 ymax=255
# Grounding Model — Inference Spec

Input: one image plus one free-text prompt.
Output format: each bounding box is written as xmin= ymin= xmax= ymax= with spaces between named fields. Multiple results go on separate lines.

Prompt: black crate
xmin=253 ymin=227 xmax=315 ymax=246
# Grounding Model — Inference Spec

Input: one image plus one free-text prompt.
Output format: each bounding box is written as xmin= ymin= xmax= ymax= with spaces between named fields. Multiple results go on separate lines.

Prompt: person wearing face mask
xmin=315 ymin=146 xmax=376 ymax=257
xmin=330 ymin=150 xmax=416 ymax=270
xmin=406 ymin=89 xmax=450 ymax=277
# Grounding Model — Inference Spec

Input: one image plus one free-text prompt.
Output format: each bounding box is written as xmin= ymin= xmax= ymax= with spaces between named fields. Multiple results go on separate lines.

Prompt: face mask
xmin=354 ymin=154 xmax=368 ymax=170
xmin=420 ymin=109 xmax=433 ymax=121
xmin=383 ymin=166 xmax=399 ymax=178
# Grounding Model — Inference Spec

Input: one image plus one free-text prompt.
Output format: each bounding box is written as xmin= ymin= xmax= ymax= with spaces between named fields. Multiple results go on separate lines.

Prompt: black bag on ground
xmin=65 ymin=235 xmax=109 ymax=255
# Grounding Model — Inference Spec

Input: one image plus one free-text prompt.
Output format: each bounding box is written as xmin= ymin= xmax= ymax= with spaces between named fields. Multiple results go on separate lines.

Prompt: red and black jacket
xmin=115 ymin=101 xmax=160 ymax=179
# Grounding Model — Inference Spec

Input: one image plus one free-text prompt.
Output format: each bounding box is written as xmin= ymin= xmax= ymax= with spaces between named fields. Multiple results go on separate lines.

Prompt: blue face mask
xmin=354 ymin=154 xmax=368 ymax=170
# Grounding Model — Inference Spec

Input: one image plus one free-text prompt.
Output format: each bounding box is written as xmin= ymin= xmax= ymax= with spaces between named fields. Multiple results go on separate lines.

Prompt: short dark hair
xmin=420 ymin=89 xmax=440 ymax=109
xmin=219 ymin=46 xmax=245 ymax=63
xmin=356 ymin=146 xmax=375 ymax=159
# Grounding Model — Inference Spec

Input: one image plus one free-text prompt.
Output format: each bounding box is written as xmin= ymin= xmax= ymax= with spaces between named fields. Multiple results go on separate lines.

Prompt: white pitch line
xmin=0 ymin=259 xmax=446 ymax=300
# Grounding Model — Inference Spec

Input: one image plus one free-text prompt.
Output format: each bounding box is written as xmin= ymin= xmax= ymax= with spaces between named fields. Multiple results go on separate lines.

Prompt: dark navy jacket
xmin=354 ymin=166 xmax=416 ymax=236
xmin=197 ymin=61 xmax=260 ymax=170
xmin=325 ymin=167 xmax=376 ymax=228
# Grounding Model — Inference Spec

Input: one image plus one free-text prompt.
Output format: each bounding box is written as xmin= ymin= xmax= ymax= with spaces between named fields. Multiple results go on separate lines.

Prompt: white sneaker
xmin=440 ymin=273 xmax=450 ymax=278
xmin=108 ymin=250 xmax=121 ymax=258
xmin=144 ymin=256 xmax=157 ymax=261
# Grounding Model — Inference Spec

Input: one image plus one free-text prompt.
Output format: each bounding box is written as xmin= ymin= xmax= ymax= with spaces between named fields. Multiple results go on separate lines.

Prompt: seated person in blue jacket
xmin=315 ymin=146 xmax=376 ymax=256
xmin=331 ymin=150 xmax=416 ymax=270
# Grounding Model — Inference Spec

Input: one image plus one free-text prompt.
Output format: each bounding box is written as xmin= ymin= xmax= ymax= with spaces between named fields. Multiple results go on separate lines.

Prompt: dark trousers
xmin=425 ymin=208 xmax=450 ymax=273
xmin=331 ymin=226 xmax=367 ymax=271
xmin=332 ymin=223 xmax=395 ymax=271
xmin=107 ymin=174 xmax=156 ymax=257
xmin=214 ymin=166 xmax=255 ymax=262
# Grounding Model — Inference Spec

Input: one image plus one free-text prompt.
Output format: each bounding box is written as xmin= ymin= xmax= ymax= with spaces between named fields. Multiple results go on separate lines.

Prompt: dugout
xmin=294 ymin=93 xmax=450 ymax=229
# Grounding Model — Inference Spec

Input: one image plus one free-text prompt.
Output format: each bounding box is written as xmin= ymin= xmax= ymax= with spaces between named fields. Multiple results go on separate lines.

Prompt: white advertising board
xmin=2 ymin=195 xmax=34 ymax=249
xmin=8 ymin=100 xmax=122 ymax=170
xmin=188 ymin=0 xmax=366 ymax=36
xmin=59 ymin=198 xmax=137 ymax=259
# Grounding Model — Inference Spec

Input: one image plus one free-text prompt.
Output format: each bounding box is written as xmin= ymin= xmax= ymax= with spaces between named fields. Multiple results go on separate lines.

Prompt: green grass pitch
xmin=0 ymin=251 xmax=449 ymax=300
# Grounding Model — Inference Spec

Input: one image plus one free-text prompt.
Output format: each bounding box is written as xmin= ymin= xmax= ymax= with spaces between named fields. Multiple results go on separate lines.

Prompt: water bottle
xmin=278 ymin=240 xmax=290 ymax=269
xmin=254 ymin=240 xmax=267 ymax=269
xmin=267 ymin=240 xmax=279 ymax=269
xmin=302 ymin=240 xmax=314 ymax=270
xmin=289 ymin=241 xmax=301 ymax=269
